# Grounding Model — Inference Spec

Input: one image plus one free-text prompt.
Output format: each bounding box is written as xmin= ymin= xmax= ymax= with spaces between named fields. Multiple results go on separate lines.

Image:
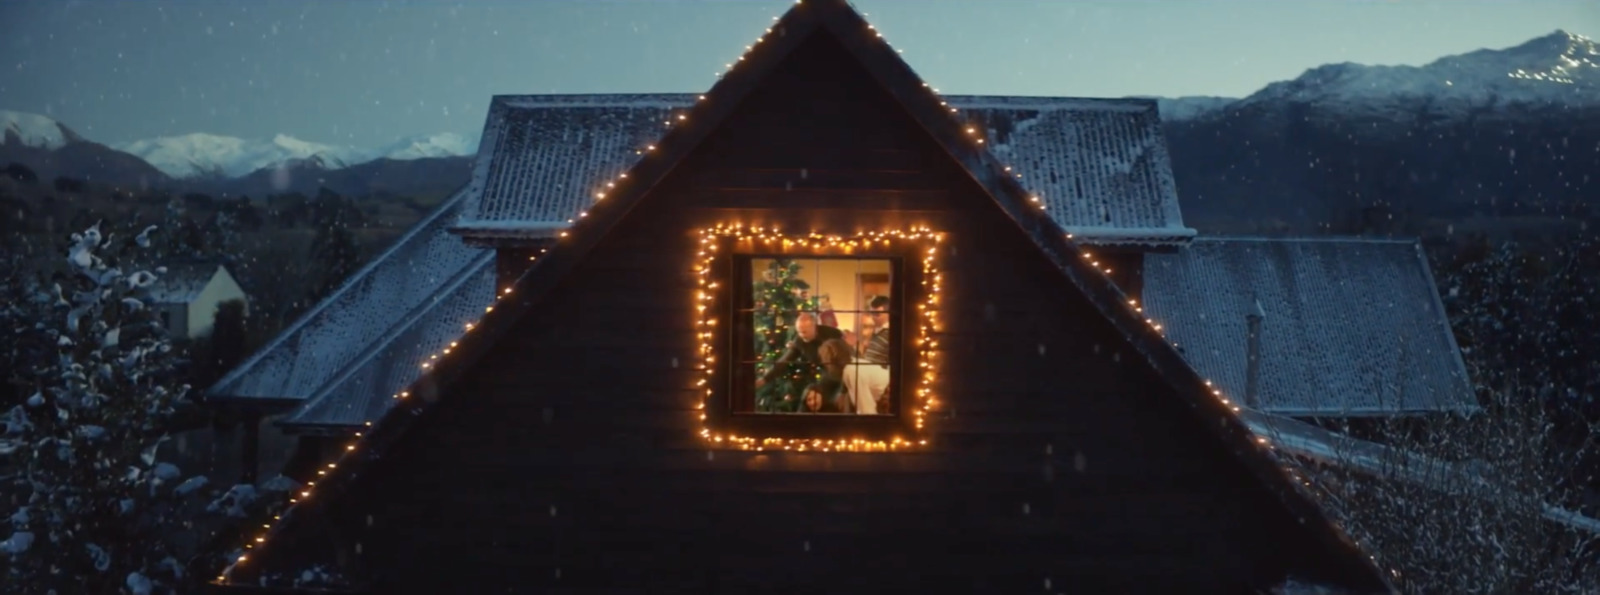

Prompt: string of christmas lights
xmin=691 ymin=226 xmax=943 ymax=453
xmin=217 ymin=7 xmax=803 ymax=584
xmin=861 ymin=7 xmax=1393 ymax=583
xmin=220 ymin=1 xmax=1393 ymax=586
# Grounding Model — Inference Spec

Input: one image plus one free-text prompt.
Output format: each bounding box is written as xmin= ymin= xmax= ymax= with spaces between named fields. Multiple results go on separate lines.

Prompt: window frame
xmin=700 ymin=233 xmax=931 ymax=446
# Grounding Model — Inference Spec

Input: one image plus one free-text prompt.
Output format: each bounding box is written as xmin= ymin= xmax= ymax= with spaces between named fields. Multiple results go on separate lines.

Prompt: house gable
xmin=215 ymin=1 xmax=1391 ymax=592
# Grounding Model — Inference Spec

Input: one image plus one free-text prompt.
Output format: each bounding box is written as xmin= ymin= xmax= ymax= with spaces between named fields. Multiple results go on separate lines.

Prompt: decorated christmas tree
xmin=751 ymin=259 xmax=819 ymax=412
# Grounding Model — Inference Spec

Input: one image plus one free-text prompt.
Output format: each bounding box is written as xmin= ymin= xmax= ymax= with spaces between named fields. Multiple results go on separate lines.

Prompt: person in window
xmin=801 ymin=379 xmax=850 ymax=413
xmin=844 ymin=295 xmax=893 ymax=414
xmin=861 ymin=295 xmax=892 ymax=366
xmin=756 ymin=311 xmax=844 ymax=391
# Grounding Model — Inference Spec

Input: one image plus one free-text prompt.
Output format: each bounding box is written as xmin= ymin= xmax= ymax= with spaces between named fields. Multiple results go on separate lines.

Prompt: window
xmin=692 ymin=227 xmax=943 ymax=450
xmin=736 ymin=256 xmax=899 ymax=416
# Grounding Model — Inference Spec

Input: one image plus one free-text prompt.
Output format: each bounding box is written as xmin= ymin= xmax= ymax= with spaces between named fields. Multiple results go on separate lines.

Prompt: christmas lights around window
xmin=691 ymin=225 xmax=943 ymax=453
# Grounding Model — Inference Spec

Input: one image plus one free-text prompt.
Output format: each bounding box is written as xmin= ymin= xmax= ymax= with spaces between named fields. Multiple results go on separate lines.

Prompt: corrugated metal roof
xmin=1143 ymin=237 xmax=1476 ymax=416
xmin=281 ymin=255 xmax=495 ymax=429
xmin=455 ymin=94 xmax=1194 ymax=246
xmin=208 ymin=189 xmax=483 ymax=402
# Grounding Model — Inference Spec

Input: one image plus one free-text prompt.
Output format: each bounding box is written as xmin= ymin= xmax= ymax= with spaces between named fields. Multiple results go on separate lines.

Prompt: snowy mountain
xmin=1237 ymin=30 xmax=1599 ymax=116
xmin=113 ymin=131 xmax=480 ymax=179
xmin=0 ymin=110 xmax=170 ymax=188
xmin=1164 ymin=30 xmax=1600 ymax=234
xmin=368 ymin=132 xmax=481 ymax=161
xmin=1 ymin=109 xmax=84 ymax=150
xmin=114 ymin=133 xmax=368 ymax=179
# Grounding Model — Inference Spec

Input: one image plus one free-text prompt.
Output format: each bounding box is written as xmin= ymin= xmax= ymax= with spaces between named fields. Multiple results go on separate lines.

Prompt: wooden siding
xmin=256 ymin=31 xmax=1360 ymax=593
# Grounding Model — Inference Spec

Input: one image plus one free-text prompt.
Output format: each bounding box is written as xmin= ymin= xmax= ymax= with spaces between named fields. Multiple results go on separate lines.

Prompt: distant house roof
xmin=148 ymin=262 xmax=223 ymax=304
xmin=1143 ymin=237 xmax=1477 ymax=416
xmin=454 ymin=94 xmax=1194 ymax=247
xmin=207 ymin=189 xmax=484 ymax=403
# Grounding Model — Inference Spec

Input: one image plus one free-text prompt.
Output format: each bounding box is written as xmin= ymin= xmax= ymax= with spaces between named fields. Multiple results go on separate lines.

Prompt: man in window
xmin=845 ymin=295 xmax=892 ymax=414
xmin=861 ymin=295 xmax=891 ymax=366
xmin=756 ymin=312 xmax=847 ymax=401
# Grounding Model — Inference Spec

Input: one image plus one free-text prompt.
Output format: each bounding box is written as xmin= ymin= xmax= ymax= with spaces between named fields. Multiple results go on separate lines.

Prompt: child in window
xmin=801 ymin=379 xmax=850 ymax=413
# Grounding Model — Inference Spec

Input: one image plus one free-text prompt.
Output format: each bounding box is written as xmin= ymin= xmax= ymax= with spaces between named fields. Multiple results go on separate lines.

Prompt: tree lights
xmin=691 ymin=225 xmax=943 ymax=453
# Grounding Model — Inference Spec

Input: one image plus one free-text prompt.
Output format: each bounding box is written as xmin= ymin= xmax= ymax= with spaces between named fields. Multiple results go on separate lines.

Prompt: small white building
xmin=149 ymin=262 xmax=248 ymax=338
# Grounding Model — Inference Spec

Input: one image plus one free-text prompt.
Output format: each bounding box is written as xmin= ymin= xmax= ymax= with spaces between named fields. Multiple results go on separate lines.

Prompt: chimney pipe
xmin=1244 ymin=299 xmax=1265 ymax=408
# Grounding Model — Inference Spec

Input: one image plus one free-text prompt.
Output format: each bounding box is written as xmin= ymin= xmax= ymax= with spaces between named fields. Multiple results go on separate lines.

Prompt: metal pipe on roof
xmin=1245 ymin=299 xmax=1265 ymax=408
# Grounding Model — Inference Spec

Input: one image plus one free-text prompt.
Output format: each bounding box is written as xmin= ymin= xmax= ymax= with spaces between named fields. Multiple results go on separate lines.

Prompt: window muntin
xmin=737 ymin=257 xmax=899 ymax=416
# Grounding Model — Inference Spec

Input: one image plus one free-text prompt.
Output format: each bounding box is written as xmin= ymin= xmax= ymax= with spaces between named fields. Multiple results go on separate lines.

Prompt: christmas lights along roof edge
xmin=217 ymin=0 xmax=1393 ymax=590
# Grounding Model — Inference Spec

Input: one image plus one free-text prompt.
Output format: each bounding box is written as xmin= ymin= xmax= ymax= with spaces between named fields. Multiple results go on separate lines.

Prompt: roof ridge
xmin=208 ymin=187 xmax=473 ymax=399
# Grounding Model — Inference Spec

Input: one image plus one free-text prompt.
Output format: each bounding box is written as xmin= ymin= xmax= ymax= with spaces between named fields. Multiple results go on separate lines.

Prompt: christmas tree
xmin=751 ymin=259 xmax=819 ymax=412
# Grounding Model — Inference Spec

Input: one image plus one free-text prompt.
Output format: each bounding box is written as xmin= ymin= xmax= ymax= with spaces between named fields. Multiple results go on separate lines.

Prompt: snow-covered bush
xmin=1292 ymin=238 xmax=1600 ymax=593
xmin=0 ymin=223 xmax=204 ymax=593
xmin=1299 ymin=384 xmax=1599 ymax=593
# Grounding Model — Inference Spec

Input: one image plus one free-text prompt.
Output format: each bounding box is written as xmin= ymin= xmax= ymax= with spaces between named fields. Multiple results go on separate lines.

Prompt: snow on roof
xmin=280 ymin=256 xmax=495 ymax=428
xmin=208 ymin=188 xmax=483 ymax=402
xmin=1240 ymin=409 xmax=1600 ymax=535
xmin=147 ymin=263 xmax=221 ymax=304
xmin=455 ymin=94 xmax=1193 ymax=246
xmin=1143 ymin=237 xmax=1476 ymax=416
xmin=947 ymin=95 xmax=1192 ymax=243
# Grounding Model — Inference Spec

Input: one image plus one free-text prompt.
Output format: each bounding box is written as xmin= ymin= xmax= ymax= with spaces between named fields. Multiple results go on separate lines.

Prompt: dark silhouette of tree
xmin=52 ymin=175 xmax=84 ymax=193
xmin=4 ymin=162 xmax=38 ymax=183
xmin=307 ymin=206 xmax=361 ymax=300
xmin=191 ymin=299 xmax=249 ymax=390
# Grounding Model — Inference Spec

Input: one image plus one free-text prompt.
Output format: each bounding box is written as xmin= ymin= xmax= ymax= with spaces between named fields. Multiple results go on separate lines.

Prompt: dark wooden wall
xmin=265 ymin=31 xmax=1366 ymax=593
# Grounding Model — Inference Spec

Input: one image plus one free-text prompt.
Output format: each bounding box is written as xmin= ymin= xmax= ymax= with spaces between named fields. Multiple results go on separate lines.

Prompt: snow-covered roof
xmin=148 ymin=263 xmax=222 ymax=304
xmin=1240 ymin=409 xmax=1600 ymax=535
xmin=280 ymin=257 xmax=495 ymax=429
xmin=207 ymin=188 xmax=484 ymax=403
xmin=455 ymin=94 xmax=1194 ymax=247
xmin=1143 ymin=237 xmax=1476 ymax=416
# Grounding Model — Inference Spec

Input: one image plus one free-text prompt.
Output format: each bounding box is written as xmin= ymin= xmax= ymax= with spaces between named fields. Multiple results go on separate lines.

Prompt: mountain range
xmin=4 ymin=29 xmax=1596 ymax=226
xmin=112 ymin=131 xmax=479 ymax=179
xmin=1 ymin=110 xmax=478 ymax=197
xmin=1162 ymin=30 xmax=1599 ymax=234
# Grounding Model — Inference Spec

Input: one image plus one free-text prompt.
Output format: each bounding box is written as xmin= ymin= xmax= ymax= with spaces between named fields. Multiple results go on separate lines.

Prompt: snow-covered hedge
xmin=0 ymin=224 xmax=204 ymax=593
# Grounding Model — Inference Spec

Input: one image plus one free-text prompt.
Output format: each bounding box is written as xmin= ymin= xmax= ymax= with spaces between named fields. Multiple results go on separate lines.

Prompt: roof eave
xmin=1261 ymin=404 xmax=1483 ymax=418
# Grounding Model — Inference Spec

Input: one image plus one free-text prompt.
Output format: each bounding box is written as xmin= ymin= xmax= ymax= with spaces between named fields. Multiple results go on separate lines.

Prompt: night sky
xmin=2 ymin=0 xmax=1594 ymax=148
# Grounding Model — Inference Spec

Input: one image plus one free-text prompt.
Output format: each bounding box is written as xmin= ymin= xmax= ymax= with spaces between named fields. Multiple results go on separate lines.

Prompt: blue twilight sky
xmin=1 ymin=0 xmax=1595 ymax=147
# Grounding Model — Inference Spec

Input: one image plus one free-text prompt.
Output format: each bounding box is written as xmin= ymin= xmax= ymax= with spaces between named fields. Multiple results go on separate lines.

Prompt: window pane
xmin=740 ymin=257 xmax=895 ymax=415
